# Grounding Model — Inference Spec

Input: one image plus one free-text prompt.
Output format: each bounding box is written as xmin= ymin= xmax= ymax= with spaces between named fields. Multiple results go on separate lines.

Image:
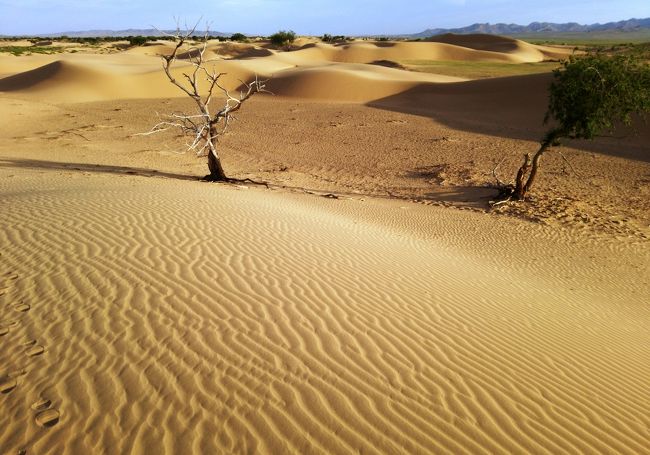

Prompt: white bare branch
xmin=140 ymin=22 xmax=268 ymax=180
xmin=492 ymin=155 xmax=513 ymax=187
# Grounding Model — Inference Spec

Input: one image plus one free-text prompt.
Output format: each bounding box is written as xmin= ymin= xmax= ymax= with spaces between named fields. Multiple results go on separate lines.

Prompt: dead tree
xmin=145 ymin=25 xmax=266 ymax=181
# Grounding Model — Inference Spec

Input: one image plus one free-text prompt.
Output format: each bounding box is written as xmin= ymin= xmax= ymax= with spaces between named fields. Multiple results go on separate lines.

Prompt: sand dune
xmin=0 ymin=54 xmax=461 ymax=103
xmin=331 ymin=41 xmax=529 ymax=63
xmin=0 ymin=34 xmax=572 ymax=103
xmin=267 ymin=63 xmax=464 ymax=101
xmin=124 ymin=41 xmax=276 ymax=59
xmin=0 ymin=56 xmax=261 ymax=102
xmin=122 ymin=42 xmax=177 ymax=56
xmin=369 ymin=72 xmax=552 ymax=134
xmin=0 ymin=59 xmax=173 ymax=102
xmin=211 ymin=42 xmax=276 ymax=59
xmin=274 ymin=40 xmax=544 ymax=64
xmin=427 ymin=33 xmax=569 ymax=61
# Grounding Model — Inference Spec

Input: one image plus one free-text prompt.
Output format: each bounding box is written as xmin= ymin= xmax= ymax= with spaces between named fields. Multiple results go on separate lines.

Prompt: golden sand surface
xmin=1 ymin=35 xmax=649 ymax=454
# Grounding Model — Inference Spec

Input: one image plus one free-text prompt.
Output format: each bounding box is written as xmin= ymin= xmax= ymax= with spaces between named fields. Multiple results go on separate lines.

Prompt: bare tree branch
xmin=139 ymin=22 xmax=268 ymax=181
xmin=492 ymin=155 xmax=508 ymax=187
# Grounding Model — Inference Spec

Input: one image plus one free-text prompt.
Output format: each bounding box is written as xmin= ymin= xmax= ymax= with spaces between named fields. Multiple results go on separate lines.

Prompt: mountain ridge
xmin=412 ymin=17 xmax=650 ymax=38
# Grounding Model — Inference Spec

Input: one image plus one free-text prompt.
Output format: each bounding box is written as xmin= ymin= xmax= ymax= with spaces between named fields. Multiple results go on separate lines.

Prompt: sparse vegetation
xmin=504 ymin=53 xmax=650 ymax=200
xmin=128 ymin=36 xmax=149 ymax=46
xmin=230 ymin=33 xmax=247 ymax=42
xmin=269 ymin=30 xmax=296 ymax=49
xmin=321 ymin=34 xmax=348 ymax=43
xmin=0 ymin=45 xmax=63 ymax=56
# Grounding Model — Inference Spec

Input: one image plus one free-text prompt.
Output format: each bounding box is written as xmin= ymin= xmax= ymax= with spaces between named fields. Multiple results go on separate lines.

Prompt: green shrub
xmin=0 ymin=46 xmax=63 ymax=56
xmin=321 ymin=34 xmax=347 ymax=43
xmin=230 ymin=33 xmax=247 ymax=42
xmin=269 ymin=30 xmax=296 ymax=48
xmin=128 ymin=36 xmax=148 ymax=47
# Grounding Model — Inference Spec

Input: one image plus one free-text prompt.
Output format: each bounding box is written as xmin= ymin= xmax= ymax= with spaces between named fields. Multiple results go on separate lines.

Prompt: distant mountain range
xmin=411 ymin=17 xmax=650 ymax=38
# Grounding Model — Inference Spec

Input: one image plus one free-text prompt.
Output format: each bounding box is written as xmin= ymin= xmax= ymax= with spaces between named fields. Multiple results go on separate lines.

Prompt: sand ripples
xmin=1 ymin=172 xmax=648 ymax=454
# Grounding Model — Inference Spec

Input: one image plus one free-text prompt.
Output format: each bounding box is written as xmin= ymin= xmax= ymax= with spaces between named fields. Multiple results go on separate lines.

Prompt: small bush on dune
xmin=269 ymin=30 xmax=296 ymax=49
xmin=128 ymin=36 xmax=148 ymax=47
xmin=321 ymin=34 xmax=348 ymax=43
xmin=230 ymin=33 xmax=247 ymax=42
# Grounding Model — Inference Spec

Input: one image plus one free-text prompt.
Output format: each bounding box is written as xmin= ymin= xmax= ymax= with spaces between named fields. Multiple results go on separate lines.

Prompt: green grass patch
xmin=401 ymin=60 xmax=561 ymax=79
xmin=0 ymin=46 xmax=64 ymax=56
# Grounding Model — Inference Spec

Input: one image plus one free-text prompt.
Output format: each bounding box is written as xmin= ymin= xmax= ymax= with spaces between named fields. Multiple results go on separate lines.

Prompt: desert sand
xmin=1 ymin=35 xmax=649 ymax=454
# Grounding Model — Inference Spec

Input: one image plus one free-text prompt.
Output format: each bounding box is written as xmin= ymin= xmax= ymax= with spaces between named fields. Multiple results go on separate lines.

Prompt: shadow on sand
xmin=0 ymin=158 xmax=199 ymax=181
xmin=0 ymin=158 xmax=501 ymax=208
xmin=366 ymin=73 xmax=650 ymax=163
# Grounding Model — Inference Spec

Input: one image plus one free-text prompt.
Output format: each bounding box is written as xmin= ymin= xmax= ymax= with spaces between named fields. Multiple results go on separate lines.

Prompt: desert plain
xmin=0 ymin=35 xmax=649 ymax=454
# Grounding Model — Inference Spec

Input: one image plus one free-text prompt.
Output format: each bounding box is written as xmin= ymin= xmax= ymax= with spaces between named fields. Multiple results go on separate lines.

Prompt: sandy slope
xmin=1 ymin=168 xmax=648 ymax=454
xmin=1 ymin=37 xmax=649 ymax=454
xmin=427 ymin=33 xmax=571 ymax=61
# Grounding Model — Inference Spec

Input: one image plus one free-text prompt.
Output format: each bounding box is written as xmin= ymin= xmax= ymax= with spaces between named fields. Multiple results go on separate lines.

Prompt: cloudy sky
xmin=0 ymin=0 xmax=648 ymax=35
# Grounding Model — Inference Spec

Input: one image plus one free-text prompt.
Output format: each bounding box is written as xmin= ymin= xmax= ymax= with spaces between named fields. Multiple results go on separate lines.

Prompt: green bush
xmin=0 ymin=46 xmax=63 ymax=56
xmin=128 ymin=36 xmax=148 ymax=47
xmin=230 ymin=33 xmax=247 ymax=42
xmin=321 ymin=34 xmax=347 ymax=43
xmin=269 ymin=30 xmax=296 ymax=48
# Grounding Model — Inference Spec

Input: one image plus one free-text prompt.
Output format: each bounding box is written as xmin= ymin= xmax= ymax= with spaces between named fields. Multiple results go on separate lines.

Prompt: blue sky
xmin=1 ymin=0 xmax=648 ymax=35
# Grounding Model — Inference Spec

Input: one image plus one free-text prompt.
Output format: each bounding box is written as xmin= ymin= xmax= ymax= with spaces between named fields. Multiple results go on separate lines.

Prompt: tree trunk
xmin=513 ymin=133 xmax=557 ymax=200
xmin=206 ymin=148 xmax=227 ymax=181
xmin=514 ymin=153 xmax=531 ymax=199
xmin=205 ymin=125 xmax=227 ymax=181
xmin=522 ymin=142 xmax=549 ymax=196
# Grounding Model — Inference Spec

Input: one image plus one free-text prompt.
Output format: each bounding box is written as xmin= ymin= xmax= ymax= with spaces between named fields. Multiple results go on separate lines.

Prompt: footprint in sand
xmin=35 ymin=409 xmax=60 ymax=427
xmin=25 ymin=342 xmax=45 ymax=357
xmin=0 ymin=274 xmax=18 ymax=296
xmin=0 ymin=320 xmax=19 ymax=336
xmin=32 ymin=399 xmax=60 ymax=428
xmin=31 ymin=399 xmax=52 ymax=411
xmin=0 ymin=376 xmax=18 ymax=394
xmin=8 ymin=369 xmax=28 ymax=379
xmin=13 ymin=303 xmax=30 ymax=313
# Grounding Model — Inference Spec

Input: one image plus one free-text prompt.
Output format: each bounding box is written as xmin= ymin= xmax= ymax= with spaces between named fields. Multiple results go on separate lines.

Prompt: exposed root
xmin=201 ymin=174 xmax=269 ymax=188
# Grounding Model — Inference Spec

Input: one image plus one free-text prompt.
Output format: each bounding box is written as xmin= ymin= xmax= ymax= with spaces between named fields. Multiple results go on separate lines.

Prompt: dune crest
xmin=427 ymin=33 xmax=571 ymax=61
